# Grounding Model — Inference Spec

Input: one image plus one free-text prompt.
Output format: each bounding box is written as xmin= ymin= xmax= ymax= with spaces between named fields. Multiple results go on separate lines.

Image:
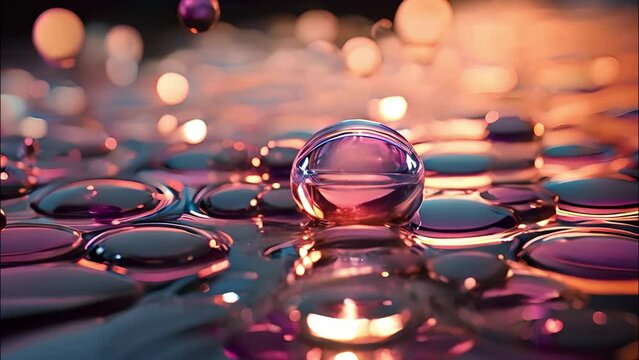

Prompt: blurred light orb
xmin=19 ymin=116 xmax=48 ymax=139
xmin=49 ymin=86 xmax=87 ymax=116
xmin=295 ymin=10 xmax=339 ymax=44
xmin=342 ymin=37 xmax=382 ymax=77
xmin=158 ymin=114 xmax=179 ymax=135
xmin=1 ymin=69 xmax=34 ymax=99
xmin=181 ymin=119 xmax=207 ymax=144
xmin=105 ymin=25 xmax=144 ymax=61
xmin=106 ymin=57 xmax=139 ymax=86
xmin=177 ymin=0 xmax=221 ymax=34
xmin=589 ymin=56 xmax=620 ymax=87
xmin=373 ymin=96 xmax=408 ymax=122
xmin=1 ymin=94 xmax=27 ymax=127
xmin=156 ymin=72 xmax=190 ymax=105
xmin=459 ymin=66 xmax=518 ymax=94
xmin=394 ymin=0 xmax=453 ymax=46
xmin=32 ymin=8 xmax=84 ymax=68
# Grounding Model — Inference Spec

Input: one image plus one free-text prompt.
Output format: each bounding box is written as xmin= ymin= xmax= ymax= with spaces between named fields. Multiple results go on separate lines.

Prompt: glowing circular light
xmin=459 ymin=66 xmax=518 ymax=94
xmin=105 ymin=25 xmax=144 ymax=61
xmin=181 ymin=119 xmax=207 ymax=144
xmin=49 ymin=86 xmax=87 ymax=116
xmin=106 ymin=57 xmax=139 ymax=86
xmin=295 ymin=10 xmax=339 ymax=44
xmin=342 ymin=37 xmax=382 ymax=77
xmin=589 ymin=56 xmax=620 ymax=87
xmin=394 ymin=0 xmax=453 ymax=46
xmin=18 ymin=116 xmax=48 ymax=139
xmin=156 ymin=72 xmax=190 ymax=105
xmin=32 ymin=8 xmax=84 ymax=68
xmin=369 ymin=96 xmax=408 ymax=122
xmin=158 ymin=114 xmax=179 ymax=134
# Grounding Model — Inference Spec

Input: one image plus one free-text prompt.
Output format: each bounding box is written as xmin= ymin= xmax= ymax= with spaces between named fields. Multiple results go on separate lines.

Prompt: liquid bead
xmin=177 ymin=0 xmax=221 ymax=34
xmin=427 ymin=251 xmax=511 ymax=291
xmin=290 ymin=120 xmax=424 ymax=225
xmin=480 ymin=185 xmax=557 ymax=224
xmin=1 ymin=161 xmax=36 ymax=200
xmin=485 ymin=116 xmax=537 ymax=142
xmin=84 ymin=224 xmax=231 ymax=283
xmin=198 ymin=183 xmax=262 ymax=218
xmin=32 ymin=179 xmax=172 ymax=223
xmin=1 ymin=224 xmax=83 ymax=265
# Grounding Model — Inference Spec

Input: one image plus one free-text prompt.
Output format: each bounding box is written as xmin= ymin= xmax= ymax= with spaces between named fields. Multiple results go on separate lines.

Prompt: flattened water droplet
xmin=428 ymin=251 xmax=511 ymax=290
xmin=84 ymin=223 xmax=231 ymax=283
xmin=198 ymin=183 xmax=262 ymax=218
xmin=257 ymin=132 xmax=311 ymax=180
xmin=411 ymin=197 xmax=519 ymax=248
xmin=423 ymin=154 xmax=493 ymax=175
xmin=519 ymin=228 xmax=638 ymax=282
xmin=1 ymin=162 xmax=36 ymax=199
xmin=1 ymin=264 xmax=141 ymax=328
xmin=486 ymin=116 xmax=537 ymax=142
xmin=32 ymin=179 xmax=172 ymax=223
xmin=178 ymin=0 xmax=221 ymax=34
xmin=544 ymin=177 xmax=638 ymax=221
xmin=543 ymin=144 xmax=615 ymax=160
xmin=291 ymin=120 xmax=424 ymax=225
xmin=480 ymin=185 xmax=557 ymax=224
xmin=161 ymin=142 xmax=252 ymax=171
xmin=1 ymin=224 xmax=83 ymax=265
xmin=257 ymin=184 xmax=299 ymax=215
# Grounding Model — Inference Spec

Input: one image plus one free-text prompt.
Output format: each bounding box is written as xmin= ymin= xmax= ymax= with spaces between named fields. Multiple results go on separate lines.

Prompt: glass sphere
xmin=290 ymin=119 xmax=424 ymax=225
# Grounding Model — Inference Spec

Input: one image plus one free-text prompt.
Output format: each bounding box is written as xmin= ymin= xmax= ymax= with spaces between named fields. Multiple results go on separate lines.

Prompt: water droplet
xmin=1 ymin=162 xmax=37 ymax=200
xmin=544 ymin=177 xmax=638 ymax=221
xmin=428 ymin=251 xmax=510 ymax=290
xmin=257 ymin=184 xmax=299 ymax=215
xmin=161 ymin=142 xmax=253 ymax=171
xmin=1 ymin=224 xmax=82 ymax=265
xmin=198 ymin=183 xmax=262 ymax=218
xmin=32 ymin=179 xmax=172 ymax=223
xmin=258 ymin=133 xmax=310 ymax=180
xmin=84 ymin=223 xmax=231 ymax=283
xmin=411 ymin=197 xmax=519 ymax=247
xmin=423 ymin=154 xmax=493 ymax=175
xmin=486 ymin=116 xmax=537 ymax=142
xmin=1 ymin=264 xmax=141 ymax=327
xmin=519 ymin=228 xmax=638 ymax=281
xmin=291 ymin=120 xmax=424 ymax=225
xmin=480 ymin=185 xmax=557 ymax=224
xmin=177 ymin=0 xmax=221 ymax=34
xmin=543 ymin=144 xmax=615 ymax=160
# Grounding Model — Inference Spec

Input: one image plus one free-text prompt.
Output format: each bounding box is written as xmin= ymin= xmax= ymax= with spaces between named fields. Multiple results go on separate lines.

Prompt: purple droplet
xmin=1 ymin=224 xmax=83 ymax=265
xmin=480 ymin=185 xmax=557 ymax=223
xmin=177 ymin=0 xmax=221 ymax=34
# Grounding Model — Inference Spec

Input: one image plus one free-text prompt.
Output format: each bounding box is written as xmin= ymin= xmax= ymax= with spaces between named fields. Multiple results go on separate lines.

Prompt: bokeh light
xmin=105 ymin=25 xmax=144 ymax=61
xmin=18 ymin=116 xmax=48 ymax=139
xmin=181 ymin=118 xmax=207 ymax=144
xmin=156 ymin=72 xmax=190 ymax=105
xmin=394 ymin=0 xmax=453 ymax=45
xmin=295 ymin=10 xmax=339 ymax=44
xmin=32 ymin=8 xmax=85 ymax=68
xmin=342 ymin=37 xmax=382 ymax=77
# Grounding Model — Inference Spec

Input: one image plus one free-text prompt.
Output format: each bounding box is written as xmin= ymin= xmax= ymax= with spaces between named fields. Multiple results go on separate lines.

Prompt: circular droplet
xmin=1 ymin=224 xmax=83 ymax=265
xmin=161 ymin=143 xmax=253 ymax=171
xmin=480 ymin=185 xmax=557 ymax=224
xmin=84 ymin=223 xmax=231 ymax=283
xmin=543 ymin=144 xmax=615 ymax=160
xmin=291 ymin=120 xmax=424 ymax=225
xmin=1 ymin=264 xmax=141 ymax=323
xmin=198 ymin=183 xmax=262 ymax=218
xmin=258 ymin=185 xmax=298 ymax=215
xmin=486 ymin=116 xmax=537 ymax=142
xmin=258 ymin=133 xmax=310 ymax=180
xmin=519 ymin=228 xmax=638 ymax=281
xmin=428 ymin=251 xmax=511 ymax=290
xmin=32 ymin=179 xmax=172 ymax=223
xmin=411 ymin=198 xmax=519 ymax=247
xmin=544 ymin=177 xmax=638 ymax=221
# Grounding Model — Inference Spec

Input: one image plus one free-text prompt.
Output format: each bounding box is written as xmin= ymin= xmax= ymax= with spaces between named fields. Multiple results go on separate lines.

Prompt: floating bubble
xmin=342 ymin=37 xmax=383 ymax=77
xmin=32 ymin=8 xmax=84 ymax=68
xmin=428 ymin=251 xmax=511 ymax=291
xmin=411 ymin=197 xmax=519 ymax=248
xmin=1 ymin=224 xmax=82 ymax=265
xmin=177 ymin=0 xmax=221 ymax=34
xmin=393 ymin=0 xmax=453 ymax=46
xmin=480 ymin=185 xmax=557 ymax=224
xmin=83 ymin=223 xmax=231 ymax=283
xmin=544 ymin=177 xmax=638 ymax=222
xmin=1 ymin=264 xmax=141 ymax=325
xmin=518 ymin=228 xmax=638 ymax=288
xmin=291 ymin=120 xmax=424 ymax=225
xmin=32 ymin=179 xmax=173 ymax=223
xmin=295 ymin=10 xmax=338 ymax=44
xmin=198 ymin=183 xmax=262 ymax=218
xmin=156 ymin=72 xmax=189 ymax=105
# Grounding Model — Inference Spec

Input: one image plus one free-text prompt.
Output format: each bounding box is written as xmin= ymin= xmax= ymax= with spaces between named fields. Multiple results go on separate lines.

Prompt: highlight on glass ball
xmin=1 ymin=0 xmax=638 ymax=358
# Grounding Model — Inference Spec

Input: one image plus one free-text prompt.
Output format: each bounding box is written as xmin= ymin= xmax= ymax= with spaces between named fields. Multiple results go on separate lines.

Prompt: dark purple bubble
xmin=1 ymin=224 xmax=83 ymax=265
xmin=177 ymin=0 xmax=220 ymax=34
xmin=412 ymin=198 xmax=519 ymax=238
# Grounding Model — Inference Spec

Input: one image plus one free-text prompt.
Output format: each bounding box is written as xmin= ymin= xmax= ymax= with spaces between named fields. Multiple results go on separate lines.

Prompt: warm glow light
xmin=592 ymin=311 xmax=607 ymax=325
xmin=157 ymin=114 xmax=178 ymax=134
xmin=333 ymin=352 xmax=359 ymax=360
xmin=295 ymin=10 xmax=339 ymax=44
xmin=18 ymin=116 xmax=48 ymax=139
xmin=104 ymin=137 xmax=118 ymax=151
xmin=544 ymin=318 xmax=564 ymax=334
xmin=156 ymin=72 xmax=190 ymax=105
xmin=533 ymin=123 xmax=545 ymax=137
xmin=369 ymin=96 xmax=408 ymax=122
xmin=589 ymin=56 xmax=620 ymax=87
xmin=306 ymin=311 xmax=407 ymax=344
xmin=460 ymin=66 xmax=518 ymax=94
xmin=342 ymin=37 xmax=382 ymax=77
xmin=105 ymin=25 xmax=144 ymax=61
xmin=394 ymin=0 xmax=453 ymax=45
xmin=32 ymin=8 xmax=84 ymax=67
xmin=181 ymin=119 xmax=207 ymax=144
xmin=221 ymin=292 xmax=240 ymax=304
